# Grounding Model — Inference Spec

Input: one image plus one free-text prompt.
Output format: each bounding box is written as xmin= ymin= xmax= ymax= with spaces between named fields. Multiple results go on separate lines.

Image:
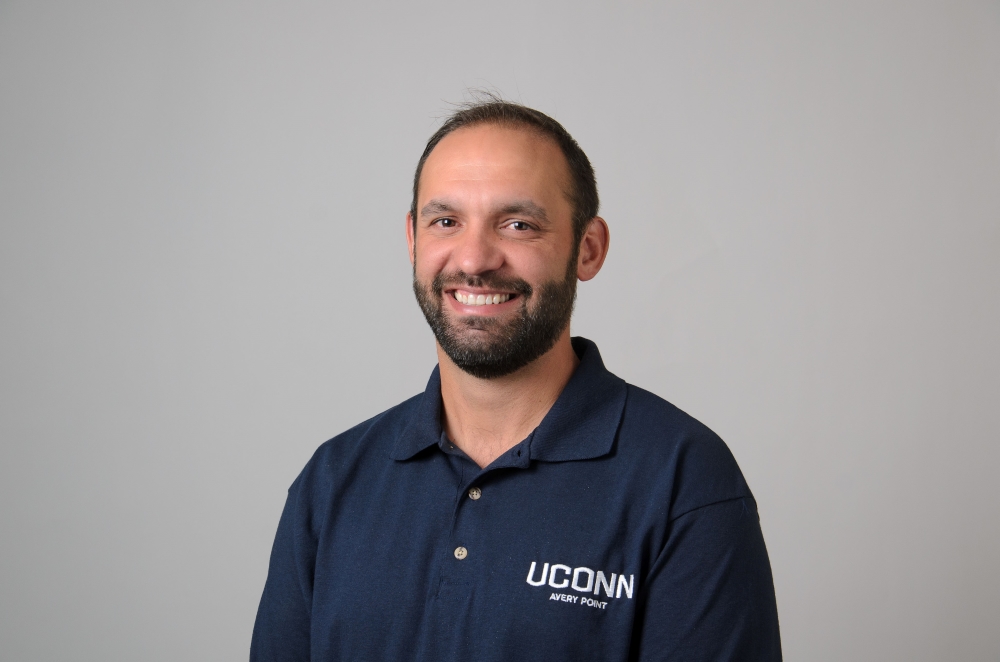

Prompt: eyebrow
xmin=419 ymin=200 xmax=457 ymax=218
xmin=497 ymin=201 xmax=548 ymax=222
xmin=419 ymin=199 xmax=549 ymax=222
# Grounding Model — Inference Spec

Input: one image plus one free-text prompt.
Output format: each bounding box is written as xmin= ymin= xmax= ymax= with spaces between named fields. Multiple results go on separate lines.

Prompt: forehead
xmin=418 ymin=124 xmax=572 ymax=206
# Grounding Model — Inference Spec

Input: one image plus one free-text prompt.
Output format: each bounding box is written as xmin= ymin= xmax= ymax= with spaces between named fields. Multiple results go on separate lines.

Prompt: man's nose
xmin=454 ymin=223 xmax=504 ymax=275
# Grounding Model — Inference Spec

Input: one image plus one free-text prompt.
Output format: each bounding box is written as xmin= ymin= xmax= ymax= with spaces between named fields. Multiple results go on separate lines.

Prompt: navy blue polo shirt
xmin=251 ymin=338 xmax=781 ymax=661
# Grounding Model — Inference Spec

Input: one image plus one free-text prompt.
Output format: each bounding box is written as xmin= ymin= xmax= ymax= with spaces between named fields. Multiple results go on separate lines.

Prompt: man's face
xmin=409 ymin=124 xmax=580 ymax=379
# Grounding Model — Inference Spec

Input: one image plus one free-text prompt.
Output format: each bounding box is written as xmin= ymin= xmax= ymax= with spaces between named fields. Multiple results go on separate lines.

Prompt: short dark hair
xmin=410 ymin=93 xmax=599 ymax=246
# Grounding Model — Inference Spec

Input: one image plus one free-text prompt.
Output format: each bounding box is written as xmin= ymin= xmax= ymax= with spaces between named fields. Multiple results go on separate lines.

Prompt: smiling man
xmin=251 ymin=98 xmax=781 ymax=661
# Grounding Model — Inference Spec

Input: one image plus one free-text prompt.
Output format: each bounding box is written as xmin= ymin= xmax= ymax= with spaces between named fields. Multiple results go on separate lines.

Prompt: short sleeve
xmin=250 ymin=480 xmax=316 ymax=662
xmin=632 ymin=497 xmax=782 ymax=661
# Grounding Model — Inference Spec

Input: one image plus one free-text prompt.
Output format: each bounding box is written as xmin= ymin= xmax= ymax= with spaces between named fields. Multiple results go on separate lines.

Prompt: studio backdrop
xmin=1 ymin=1 xmax=998 ymax=660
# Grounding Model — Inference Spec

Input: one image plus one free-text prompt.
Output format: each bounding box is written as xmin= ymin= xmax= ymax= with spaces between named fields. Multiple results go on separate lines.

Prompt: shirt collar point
xmin=392 ymin=337 xmax=627 ymax=465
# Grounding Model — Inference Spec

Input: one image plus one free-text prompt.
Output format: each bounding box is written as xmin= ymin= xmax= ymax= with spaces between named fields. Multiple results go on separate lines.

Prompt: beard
xmin=413 ymin=259 xmax=578 ymax=379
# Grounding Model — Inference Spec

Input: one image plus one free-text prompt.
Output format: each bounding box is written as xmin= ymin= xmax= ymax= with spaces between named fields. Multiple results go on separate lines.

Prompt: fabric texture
xmin=251 ymin=337 xmax=781 ymax=661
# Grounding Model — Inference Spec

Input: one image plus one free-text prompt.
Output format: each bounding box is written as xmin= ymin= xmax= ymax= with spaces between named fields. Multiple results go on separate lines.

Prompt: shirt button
xmin=454 ymin=546 xmax=468 ymax=560
xmin=468 ymin=486 xmax=482 ymax=500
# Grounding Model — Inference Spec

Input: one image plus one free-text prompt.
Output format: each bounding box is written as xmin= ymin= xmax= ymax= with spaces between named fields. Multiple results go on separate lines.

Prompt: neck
xmin=437 ymin=329 xmax=579 ymax=468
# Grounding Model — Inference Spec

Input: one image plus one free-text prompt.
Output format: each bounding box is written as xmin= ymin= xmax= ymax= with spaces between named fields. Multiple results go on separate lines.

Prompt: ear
xmin=406 ymin=212 xmax=416 ymax=266
xmin=576 ymin=216 xmax=610 ymax=281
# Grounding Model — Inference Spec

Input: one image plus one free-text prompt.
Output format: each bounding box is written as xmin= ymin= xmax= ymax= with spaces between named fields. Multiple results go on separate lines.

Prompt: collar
xmin=390 ymin=337 xmax=627 ymax=464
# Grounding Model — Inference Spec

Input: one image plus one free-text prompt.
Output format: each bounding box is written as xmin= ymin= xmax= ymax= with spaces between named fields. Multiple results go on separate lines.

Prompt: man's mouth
xmin=450 ymin=290 xmax=516 ymax=306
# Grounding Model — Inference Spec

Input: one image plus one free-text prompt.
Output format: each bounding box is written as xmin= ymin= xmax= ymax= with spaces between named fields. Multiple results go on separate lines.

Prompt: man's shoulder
xmin=621 ymin=383 xmax=713 ymax=435
xmin=620 ymin=383 xmax=726 ymax=450
xmin=619 ymin=383 xmax=753 ymax=519
xmin=291 ymin=392 xmax=423 ymax=490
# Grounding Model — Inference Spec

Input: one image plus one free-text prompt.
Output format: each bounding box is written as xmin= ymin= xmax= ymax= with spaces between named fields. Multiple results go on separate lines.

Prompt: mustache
xmin=431 ymin=271 xmax=533 ymax=297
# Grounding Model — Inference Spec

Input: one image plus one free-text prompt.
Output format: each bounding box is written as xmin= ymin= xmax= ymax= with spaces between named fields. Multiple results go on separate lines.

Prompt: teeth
xmin=453 ymin=292 xmax=511 ymax=306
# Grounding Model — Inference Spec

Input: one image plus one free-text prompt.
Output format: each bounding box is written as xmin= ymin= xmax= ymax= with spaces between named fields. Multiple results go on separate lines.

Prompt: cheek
xmin=506 ymin=244 xmax=569 ymax=282
xmin=413 ymin=239 xmax=448 ymax=274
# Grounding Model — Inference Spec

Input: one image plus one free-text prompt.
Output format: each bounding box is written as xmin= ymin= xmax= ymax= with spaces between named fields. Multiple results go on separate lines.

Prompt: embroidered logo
xmin=525 ymin=561 xmax=634 ymax=610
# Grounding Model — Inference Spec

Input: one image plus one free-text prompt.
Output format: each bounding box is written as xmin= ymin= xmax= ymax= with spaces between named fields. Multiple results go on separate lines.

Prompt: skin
xmin=406 ymin=124 xmax=610 ymax=468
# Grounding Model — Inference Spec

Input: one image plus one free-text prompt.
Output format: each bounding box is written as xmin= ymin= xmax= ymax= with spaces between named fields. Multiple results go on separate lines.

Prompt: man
xmin=251 ymin=97 xmax=781 ymax=661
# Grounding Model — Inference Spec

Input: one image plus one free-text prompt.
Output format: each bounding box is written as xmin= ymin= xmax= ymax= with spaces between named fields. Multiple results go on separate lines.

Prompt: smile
xmin=452 ymin=290 xmax=514 ymax=306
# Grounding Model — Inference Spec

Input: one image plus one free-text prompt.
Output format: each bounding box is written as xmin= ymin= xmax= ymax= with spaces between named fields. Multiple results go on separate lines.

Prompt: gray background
xmin=1 ymin=1 xmax=998 ymax=660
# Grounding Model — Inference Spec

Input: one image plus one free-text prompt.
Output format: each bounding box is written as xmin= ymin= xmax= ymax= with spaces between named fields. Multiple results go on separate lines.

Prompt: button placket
xmin=450 ymin=477 xmax=486 ymax=569
xmin=452 ymin=486 xmax=479 ymax=564
xmin=448 ymin=464 xmax=483 ymax=570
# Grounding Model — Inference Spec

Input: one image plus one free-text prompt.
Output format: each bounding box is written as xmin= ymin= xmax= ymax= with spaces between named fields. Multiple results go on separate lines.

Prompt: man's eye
xmin=509 ymin=221 xmax=531 ymax=231
xmin=436 ymin=218 xmax=457 ymax=228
